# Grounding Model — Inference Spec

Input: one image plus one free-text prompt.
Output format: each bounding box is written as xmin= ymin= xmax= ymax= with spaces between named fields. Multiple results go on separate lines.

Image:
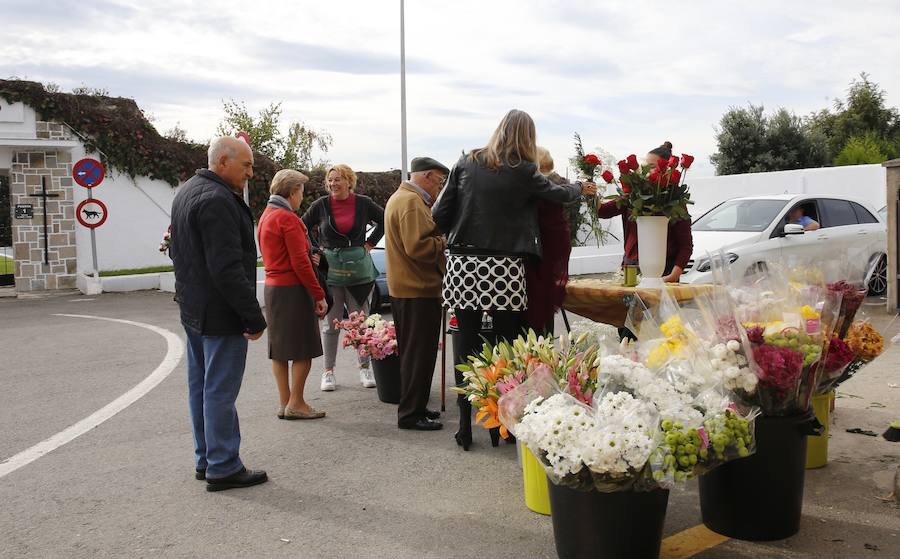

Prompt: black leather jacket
xmin=432 ymin=155 xmax=582 ymax=257
xmin=170 ymin=170 xmax=266 ymax=336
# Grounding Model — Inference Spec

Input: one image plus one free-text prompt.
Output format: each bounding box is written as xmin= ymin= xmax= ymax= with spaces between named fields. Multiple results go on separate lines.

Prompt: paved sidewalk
xmin=0 ymin=291 xmax=897 ymax=558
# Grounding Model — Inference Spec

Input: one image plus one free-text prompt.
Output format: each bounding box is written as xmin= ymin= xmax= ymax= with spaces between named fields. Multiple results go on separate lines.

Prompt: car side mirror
xmin=783 ymin=223 xmax=805 ymax=235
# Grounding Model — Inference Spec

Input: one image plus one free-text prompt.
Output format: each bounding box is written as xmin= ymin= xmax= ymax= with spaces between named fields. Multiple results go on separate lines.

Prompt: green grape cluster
xmin=702 ymin=409 xmax=753 ymax=460
xmin=652 ymin=420 xmax=700 ymax=483
xmin=764 ymin=329 xmax=822 ymax=368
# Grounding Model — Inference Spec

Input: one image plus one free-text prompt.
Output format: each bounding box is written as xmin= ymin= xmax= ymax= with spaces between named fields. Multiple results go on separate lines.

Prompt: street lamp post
xmin=400 ymin=0 xmax=408 ymax=180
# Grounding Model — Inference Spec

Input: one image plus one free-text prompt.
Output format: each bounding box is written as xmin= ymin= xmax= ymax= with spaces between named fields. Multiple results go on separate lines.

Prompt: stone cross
xmin=26 ymin=176 xmax=60 ymax=265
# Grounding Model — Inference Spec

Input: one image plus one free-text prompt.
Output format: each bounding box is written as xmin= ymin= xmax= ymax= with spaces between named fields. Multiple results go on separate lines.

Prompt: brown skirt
xmin=264 ymin=284 xmax=324 ymax=361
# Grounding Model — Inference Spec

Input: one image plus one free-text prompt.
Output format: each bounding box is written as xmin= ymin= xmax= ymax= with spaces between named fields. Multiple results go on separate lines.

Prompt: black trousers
xmin=393 ymin=298 xmax=442 ymax=424
xmin=454 ymin=309 xmax=523 ymax=366
xmin=453 ymin=309 xmax=523 ymax=435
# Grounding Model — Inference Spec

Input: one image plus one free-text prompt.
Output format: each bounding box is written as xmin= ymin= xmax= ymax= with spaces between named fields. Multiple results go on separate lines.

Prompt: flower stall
xmin=452 ymin=248 xmax=890 ymax=556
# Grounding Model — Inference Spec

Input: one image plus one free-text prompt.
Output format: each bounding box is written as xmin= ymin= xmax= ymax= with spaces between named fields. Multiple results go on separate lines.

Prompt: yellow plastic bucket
xmin=521 ymin=444 xmax=551 ymax=515
xmin=805 ymin=391 xmax=834 ymax=469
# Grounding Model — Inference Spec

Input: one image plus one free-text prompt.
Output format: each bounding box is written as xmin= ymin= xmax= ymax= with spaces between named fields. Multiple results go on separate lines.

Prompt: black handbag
xmin=313 ymin=247 xmax=334 ymax=314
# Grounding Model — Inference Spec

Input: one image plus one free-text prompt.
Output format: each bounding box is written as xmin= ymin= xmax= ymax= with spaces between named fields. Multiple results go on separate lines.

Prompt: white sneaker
xmin=359 ymin=368 xmax=376 ymax=388
xmin=321 ymin=371 xmax=336 ymax=391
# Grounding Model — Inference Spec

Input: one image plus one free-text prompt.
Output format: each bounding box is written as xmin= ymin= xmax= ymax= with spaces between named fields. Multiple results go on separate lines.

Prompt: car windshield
xmin=693 ymin=199 xmax=789 ymax=232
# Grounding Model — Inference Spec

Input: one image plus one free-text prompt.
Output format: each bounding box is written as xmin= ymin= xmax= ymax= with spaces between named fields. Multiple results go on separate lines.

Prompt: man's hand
xmin=315 ymin=299 xmax=328 ymax=317
xmin=582 ymin=181 xmax=598 ymax=196
xmin=311 ymin=253 xmax=321 ymax=266
xmin=244 ymin=329 xmax=265 ymax=341
xmin=364 ymin=242 xmax=374 ymax=253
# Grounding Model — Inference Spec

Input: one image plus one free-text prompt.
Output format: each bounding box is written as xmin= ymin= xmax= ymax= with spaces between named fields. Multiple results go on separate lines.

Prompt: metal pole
xmin=441 ymin=307 xmax=447 ymax=412
xmin=88 ymin=188 xmax=99 ymax=278
xmin=400 ymin=0 xmax=408 ymax=180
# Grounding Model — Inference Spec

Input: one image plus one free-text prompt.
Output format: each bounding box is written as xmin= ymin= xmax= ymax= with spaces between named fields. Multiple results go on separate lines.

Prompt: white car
xmin=681 ymin=194 xmax=888 ymax=295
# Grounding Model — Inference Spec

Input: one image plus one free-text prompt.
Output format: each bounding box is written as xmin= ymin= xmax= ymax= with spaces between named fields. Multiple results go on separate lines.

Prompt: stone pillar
xmin=10 ymin=149 xmax=76 ymax=291
xmin=884 ymin=158 xmax=900 ymax=313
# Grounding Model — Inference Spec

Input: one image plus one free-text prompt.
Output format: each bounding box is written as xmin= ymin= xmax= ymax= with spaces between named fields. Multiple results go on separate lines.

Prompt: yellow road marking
xmin=661 ymin=524 xmax=730 ymax=559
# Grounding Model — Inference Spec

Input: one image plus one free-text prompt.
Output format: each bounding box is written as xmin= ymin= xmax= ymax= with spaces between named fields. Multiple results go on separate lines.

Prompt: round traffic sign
xmin=76 ymin=198 xmax=108 ymax=229
xmin=73 ymin=158 xmax=105 ymax=188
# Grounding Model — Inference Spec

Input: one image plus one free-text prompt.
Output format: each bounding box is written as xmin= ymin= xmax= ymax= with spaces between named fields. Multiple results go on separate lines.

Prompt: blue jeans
xmin=185 ymin=329 xmax=248 ymax=479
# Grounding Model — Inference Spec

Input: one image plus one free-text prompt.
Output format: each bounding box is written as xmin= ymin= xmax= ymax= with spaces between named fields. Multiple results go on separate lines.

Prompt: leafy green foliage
xmin=0 ymin=80 xmax=402 ymax=222
xmin=711 ymin=104 xmax=828 ymax=174
xmin=714 ymin=74 xmax=900 ymax=174
xmin=833 ymin=134 xmax=888 ymax=166
xmin=216 ymin=100 xmax=332 ymax=170
xmin=808 ymin=73 xmax=900 ymax=162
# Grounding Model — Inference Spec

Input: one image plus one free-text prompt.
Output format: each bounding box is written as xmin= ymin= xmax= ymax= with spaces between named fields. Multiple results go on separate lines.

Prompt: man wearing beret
xmin=385 ymin=157 xmax=449 ymax=430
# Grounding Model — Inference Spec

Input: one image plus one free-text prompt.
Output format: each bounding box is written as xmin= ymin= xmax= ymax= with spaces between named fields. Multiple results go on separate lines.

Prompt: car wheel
xmin=370 ymin=285 xmax=382 ymax=313
xmin=867 ymin=254 xmax=888 ymax=296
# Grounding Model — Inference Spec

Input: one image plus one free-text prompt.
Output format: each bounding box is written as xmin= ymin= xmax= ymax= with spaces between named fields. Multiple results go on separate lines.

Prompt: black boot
xmin=455 ymin=395 xmax=473 ymax=451
xmin=489 ymin=427 xmax=501 ymax=447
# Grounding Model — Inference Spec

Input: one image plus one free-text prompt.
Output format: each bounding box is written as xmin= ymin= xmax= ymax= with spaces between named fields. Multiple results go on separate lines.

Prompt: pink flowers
xmin=335 ymin=311 xmax=398 ymax=360
xmin=564 ymin=352 xmax=595 ymax=405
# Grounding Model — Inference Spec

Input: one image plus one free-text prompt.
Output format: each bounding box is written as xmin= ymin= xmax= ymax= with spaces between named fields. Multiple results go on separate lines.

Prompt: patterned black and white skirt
xmin=442 ymin=252 xmax=527 ymax=311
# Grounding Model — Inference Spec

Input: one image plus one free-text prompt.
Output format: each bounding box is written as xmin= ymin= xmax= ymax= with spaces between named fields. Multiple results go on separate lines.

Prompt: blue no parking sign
xmin=73 ymin=158 xmax=105 ymax=188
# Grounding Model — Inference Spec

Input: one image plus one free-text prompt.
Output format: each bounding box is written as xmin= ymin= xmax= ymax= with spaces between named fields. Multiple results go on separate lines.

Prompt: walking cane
xmin=440 ymin=307 xmax=447 ymax=411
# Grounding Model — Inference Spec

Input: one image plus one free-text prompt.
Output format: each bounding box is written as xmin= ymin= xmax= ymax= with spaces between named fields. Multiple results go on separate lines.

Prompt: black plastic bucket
xmin=371 ymin=355 xmax=401 ymax=404
xmin=699 ymin=413 xmax=818 ymax=541
xmin=548 ymin=481 xmax=669 ymax=559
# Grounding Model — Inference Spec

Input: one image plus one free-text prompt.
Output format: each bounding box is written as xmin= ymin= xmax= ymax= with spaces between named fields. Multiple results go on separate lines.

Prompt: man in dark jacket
xmin=170 ymin=136 xmax=268 ymax=492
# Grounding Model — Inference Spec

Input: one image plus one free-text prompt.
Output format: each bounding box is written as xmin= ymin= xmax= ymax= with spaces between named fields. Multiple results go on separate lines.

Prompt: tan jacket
xmin=384 ymin=183 xmax=447 ymax=299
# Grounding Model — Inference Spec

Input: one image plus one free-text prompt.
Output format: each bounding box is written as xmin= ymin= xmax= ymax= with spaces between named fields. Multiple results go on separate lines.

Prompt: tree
xmin=807 ymin=73 xmax=900 ymax=163
xmin=163 ymin=123 xmax=189 ymax=143
xmin=216 ymin=100 xmax=332 ymax=170
xmin=711 ymin=105 xmax=828 ymax=175
xmin=833 ymin=134 xmax=887 ymax=166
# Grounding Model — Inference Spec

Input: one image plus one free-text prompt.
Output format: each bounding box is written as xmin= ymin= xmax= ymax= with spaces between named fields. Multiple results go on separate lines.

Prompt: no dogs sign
xmin=76 ymin=198 xmax=108 ymax=229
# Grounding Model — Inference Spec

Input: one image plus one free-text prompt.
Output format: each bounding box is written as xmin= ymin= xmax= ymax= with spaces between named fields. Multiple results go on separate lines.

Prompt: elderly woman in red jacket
xmin=597 ymin=141 xmax=693 ymax=283
xmin=258 ymin=170 xmax=329 ymax=420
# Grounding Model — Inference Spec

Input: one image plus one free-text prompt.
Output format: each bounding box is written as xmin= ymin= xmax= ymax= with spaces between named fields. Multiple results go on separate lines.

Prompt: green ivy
xmin=0 ymin=79 xmax=401 ymax=219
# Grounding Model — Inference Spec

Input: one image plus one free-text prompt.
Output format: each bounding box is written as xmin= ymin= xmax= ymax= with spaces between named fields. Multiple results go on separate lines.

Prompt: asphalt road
xmin=0 ymin=290 xmax=897 ymax=558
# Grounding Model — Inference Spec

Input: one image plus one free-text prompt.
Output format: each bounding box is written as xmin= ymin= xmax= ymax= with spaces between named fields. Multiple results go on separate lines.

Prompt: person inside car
xmin=788 ymin=206 xmax=820 ymax=231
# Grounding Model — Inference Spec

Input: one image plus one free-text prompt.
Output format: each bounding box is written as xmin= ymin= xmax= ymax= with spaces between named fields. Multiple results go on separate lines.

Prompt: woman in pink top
xmin=258 ymin=170 xmax=328 ymax=420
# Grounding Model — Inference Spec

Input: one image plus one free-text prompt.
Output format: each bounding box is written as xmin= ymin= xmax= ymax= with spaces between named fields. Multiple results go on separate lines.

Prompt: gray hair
xmin=208 ymin=136 xmax=240 ymax=168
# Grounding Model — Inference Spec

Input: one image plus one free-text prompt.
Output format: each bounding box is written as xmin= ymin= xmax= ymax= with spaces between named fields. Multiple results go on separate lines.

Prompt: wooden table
xmin=563 ymin=278 xmax=716 ymax=327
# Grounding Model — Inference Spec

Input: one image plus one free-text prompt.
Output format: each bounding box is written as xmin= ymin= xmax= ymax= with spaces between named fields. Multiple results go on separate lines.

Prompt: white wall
xmin=0 ymin=100 xmax=37 ymax=140
xmin=73 ymin=146 xmax=176 ymax=273
xmin=689 ymin=164 xmax=886 ymax=218
xmin=570 ymin=164 xmax=888 ymax=274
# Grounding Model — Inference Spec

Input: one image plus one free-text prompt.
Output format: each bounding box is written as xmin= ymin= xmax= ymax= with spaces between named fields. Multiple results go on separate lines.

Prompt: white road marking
xmin=0 ymin=314 xmax=184 ymax=479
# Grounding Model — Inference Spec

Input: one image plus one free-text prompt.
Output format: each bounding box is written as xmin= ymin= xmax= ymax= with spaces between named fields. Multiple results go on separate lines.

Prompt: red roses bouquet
xmin=573 ymin=134 xmax=603 ymax=180
xmin=600 ymin=153 xmax=695 ymax=222
xmin=570 ymin=134 xmax=618 ymax=246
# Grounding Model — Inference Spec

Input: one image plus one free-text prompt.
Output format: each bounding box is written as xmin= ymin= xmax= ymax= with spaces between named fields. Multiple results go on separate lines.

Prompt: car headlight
xmin=695 ymin=253 xmax=739 ymax=273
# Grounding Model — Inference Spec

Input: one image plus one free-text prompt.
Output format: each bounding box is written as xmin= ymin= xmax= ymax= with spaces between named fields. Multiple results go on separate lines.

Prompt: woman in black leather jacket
xmin=432 ymin=109 xmax=596 ymax=450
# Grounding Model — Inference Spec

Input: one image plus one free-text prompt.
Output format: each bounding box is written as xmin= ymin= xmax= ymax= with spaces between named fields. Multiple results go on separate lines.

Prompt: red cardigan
xmin=597 ymin=200 xmax=693 ymax=270
xmin=257 ymin=206 xmax=326 ymax=300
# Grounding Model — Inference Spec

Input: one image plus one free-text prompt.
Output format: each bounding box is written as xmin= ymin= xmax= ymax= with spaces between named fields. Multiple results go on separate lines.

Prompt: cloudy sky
xmin=2 ymin=0 xmax=899 ymax=177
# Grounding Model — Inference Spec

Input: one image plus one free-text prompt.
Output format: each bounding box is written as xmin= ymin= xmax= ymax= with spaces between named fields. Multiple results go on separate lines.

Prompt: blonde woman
xmin=432 ymin=109 xmax=596 ymax=450
xmin=258 ymin=170 xmax=328 ymax=420
xmin=302 ymin=164 xmax=385 ymax=391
